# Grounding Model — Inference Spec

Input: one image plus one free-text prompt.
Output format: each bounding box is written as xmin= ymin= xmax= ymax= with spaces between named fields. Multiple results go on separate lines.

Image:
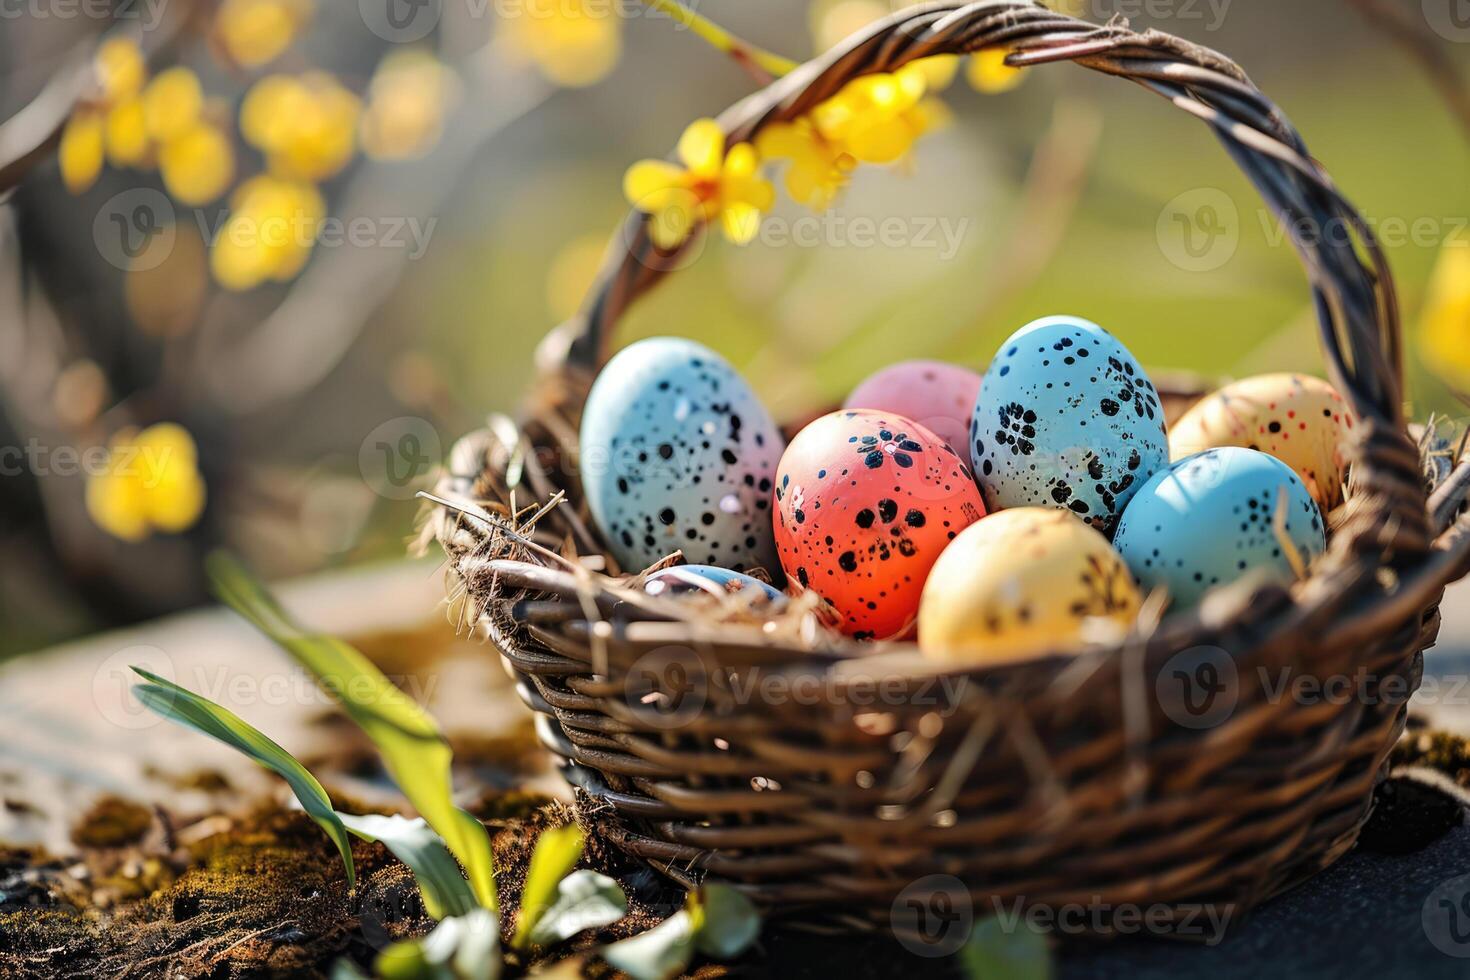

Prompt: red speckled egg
xmin=774 ymin=410 xmax=987 ymax=640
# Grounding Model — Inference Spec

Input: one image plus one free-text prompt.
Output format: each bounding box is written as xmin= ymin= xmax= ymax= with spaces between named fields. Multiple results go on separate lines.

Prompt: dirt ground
xmin=3 ymin=563 xmax=1469 ymax=978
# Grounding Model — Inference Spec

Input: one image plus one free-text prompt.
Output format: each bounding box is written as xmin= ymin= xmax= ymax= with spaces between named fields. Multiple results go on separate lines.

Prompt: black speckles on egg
xmin=580 ymin=337 xmax=785 ymax=574
xmin=1114 ymin=447 xmax=1327 ymax=607
xmin=973 ymin=316 xmax=1169 ymax=534
xmin=775 ymin=410 xmax=987 ymax=639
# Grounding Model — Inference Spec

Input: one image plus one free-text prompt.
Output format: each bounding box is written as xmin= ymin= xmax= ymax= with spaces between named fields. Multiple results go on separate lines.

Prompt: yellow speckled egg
xmin=918 ymin=508 xmax=1141 ymax=664
xmin=1169 ymin=373 xmax=1354 ymax=509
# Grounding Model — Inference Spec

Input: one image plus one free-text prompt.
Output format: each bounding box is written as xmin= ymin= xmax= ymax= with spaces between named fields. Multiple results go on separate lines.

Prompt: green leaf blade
xmin=338 ymin=812 xmax=478 ymax=921
xmin=129 ymin=668 xmax=355 ymax=890
xmin=601 ymin=909 xmax=696 ymax=980
xmin=957 ymin=917 xmax=1052 ymax=980
xmin=512 ymin=824 xmax=585 ymax=949
xmin=208 ymin=552 xmax=497 ymax=911
xmin=692 ymin=884 xmax=759 ymax=959
xmin=525 ymin=870 xmax=627 ymax=949
xmin=378 ymin=908 xmax=501 ymax=980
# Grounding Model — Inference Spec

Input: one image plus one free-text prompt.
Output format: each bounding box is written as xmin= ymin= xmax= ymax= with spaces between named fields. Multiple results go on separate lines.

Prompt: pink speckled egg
xmin=844 ymin=360 xmax=983 ymax=453
xmin=774 ymin=410 xmax=987 ymax=640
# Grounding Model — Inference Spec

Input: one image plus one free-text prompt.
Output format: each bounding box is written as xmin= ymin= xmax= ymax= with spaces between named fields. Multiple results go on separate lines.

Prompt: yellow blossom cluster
xmin=215 ymin=0 xmax=313 ymax=69
xmin=623 ymin=56 xmax=972 ymax=247
xmin=498 ymin=0 xmax=622 ymax=88
xmin=241 ymin=72 xmax=361 ymax=183
xmin=61 ymin=38 xmax=234 ymax=205
xmin=210 ymin=175 xmax=326 ymax=291
xmin=360 ymin=51 xmax=458 ymax=162
xmin=85 ymin=423 xmax=207 ymax=541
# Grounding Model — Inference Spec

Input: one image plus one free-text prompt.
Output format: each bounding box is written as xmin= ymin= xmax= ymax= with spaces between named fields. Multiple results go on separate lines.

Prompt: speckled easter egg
xmin=971 ymin=316 xmax=1169 ymax=534
xmin=580 ymin=337 xmax=784 ymax=574
xmin=1113 ymin=447 xmax=1327 ymax=608
xmin=919 ymin=508 xmax=1141 ymax=664
xmin=643 ymin=564 xmax=786 ymax=606
xmin=844 ymin=360 xmax=983 ymax=453
xmin=1169 ymin=373 xmax=1354 ymax=509
xmin=774 ymin=410 xmax=986 ymax=640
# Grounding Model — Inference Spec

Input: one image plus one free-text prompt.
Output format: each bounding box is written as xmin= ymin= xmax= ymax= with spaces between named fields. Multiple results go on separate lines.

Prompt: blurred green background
xmin=1 ymin=0 xmax=1467 ymax=656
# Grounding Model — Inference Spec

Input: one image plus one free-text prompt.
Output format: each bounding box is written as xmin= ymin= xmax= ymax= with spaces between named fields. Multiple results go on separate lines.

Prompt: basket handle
xmin=552 ymin=0 xmax=1431 ymax=564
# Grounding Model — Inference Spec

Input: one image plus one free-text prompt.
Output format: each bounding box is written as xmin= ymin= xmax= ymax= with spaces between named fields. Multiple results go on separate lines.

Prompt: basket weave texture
xmin=431 ymin=1 xmax=1470 ymax=934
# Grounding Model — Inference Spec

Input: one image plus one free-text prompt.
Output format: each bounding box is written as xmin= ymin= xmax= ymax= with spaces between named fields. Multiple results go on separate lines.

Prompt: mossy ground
xmin=1 ymin=785 xmax=931 ymax=979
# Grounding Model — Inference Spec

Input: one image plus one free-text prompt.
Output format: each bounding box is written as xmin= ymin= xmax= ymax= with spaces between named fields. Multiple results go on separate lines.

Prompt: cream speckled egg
xmin=918 ymin=508 xmax=1141 ymax=664
xmin=1168 ymin=373 xmax=1354 ymax=509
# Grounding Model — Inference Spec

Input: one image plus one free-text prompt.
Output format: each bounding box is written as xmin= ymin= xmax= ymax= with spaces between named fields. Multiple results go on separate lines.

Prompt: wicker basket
xmin=430 ymin=1 xmax=1470 ymax=939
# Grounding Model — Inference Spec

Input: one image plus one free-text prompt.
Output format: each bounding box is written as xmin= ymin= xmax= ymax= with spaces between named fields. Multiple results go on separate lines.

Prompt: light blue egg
xmin=971 ymin=315 xmax=1169 ymax=534
xmin=1113 ymin=447 xmax=1327 ymax=607
xmin=644 ymin=565 xmax=786 ymax=605
xmin=580 ymin=338 xmax=784 ymax=575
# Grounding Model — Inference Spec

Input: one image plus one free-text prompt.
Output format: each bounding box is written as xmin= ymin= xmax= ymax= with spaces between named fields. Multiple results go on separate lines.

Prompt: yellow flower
xmin=240 ymin=72 xmax=359 ymax=181
xmin=756 ymin=117 xmax=855 ymax=210
xmin=811 ymin=68 xmax=931 ymax=164
xmin=967 ymin=48 xmax=1027 ymax=94
xmin=104 ymin=97 xmax=151 ymax=167
xmin=86 ymin=423 xmax=206 ymax=541
xmin=1419 ymin=234 xmax=1470 ymax=392
xmin=142 ymin=67 xmax=204 ymax=142
xmin=215 ymin=0 xmax=312 ymax=69
xmin=59 ymin=110 xmax=105 ymax=194
xmin=95 ymin=36 xmax=146 ymax=104
xmin=239 ymin=74 xmax=304 ymax=149
xmin=158 ymin=120 xmax=235 ymax=205
xmin=623 ymin=119 xmax=774 ymax=249
xmin=499 ymin=0 xmax=621 ymax=88
xmin=210 ymin=174 xmax=325 ymax=290
xmin=360 ymin=50 xmax=457 ymax=161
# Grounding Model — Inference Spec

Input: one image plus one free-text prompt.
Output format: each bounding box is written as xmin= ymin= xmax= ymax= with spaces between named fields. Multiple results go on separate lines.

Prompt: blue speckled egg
xmin=971 ymin=316 xmax=1169 ymax=534
xmin=643 ymin=565 xmax=786 ymax=606
xmin=1113 ymin=447 xmax=1327 ymax=607
xmin=580 ymin=337 xmax=784 ymax=574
